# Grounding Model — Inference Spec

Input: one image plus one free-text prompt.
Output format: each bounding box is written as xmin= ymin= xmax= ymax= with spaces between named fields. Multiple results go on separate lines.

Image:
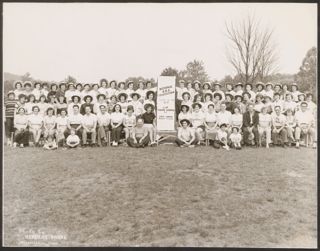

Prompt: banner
xmin=156 ymin=76 xmax=176 ymax=131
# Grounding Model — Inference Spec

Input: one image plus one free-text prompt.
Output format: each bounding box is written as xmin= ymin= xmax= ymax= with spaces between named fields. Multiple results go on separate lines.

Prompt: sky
xmin=3 ymin=3 xmax=317 ymax=82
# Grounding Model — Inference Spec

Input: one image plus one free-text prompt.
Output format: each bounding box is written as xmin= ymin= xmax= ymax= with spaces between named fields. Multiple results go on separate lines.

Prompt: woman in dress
xmin=28 ymin=106 xmax=44 ymax=147
xmin=204 ymin=104 xmax=218 ymax=144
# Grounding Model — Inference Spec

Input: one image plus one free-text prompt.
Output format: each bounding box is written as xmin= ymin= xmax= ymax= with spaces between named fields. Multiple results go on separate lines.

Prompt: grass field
xmin=3 ymin=145 xmax=317 ymax=247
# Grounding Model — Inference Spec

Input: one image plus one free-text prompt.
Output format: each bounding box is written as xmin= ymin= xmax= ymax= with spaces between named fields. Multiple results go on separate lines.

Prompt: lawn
xmin=3 ymin=145 xmax=317 ymax=247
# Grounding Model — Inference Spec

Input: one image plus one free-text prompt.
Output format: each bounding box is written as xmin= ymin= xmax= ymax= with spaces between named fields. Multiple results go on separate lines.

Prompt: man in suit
xmin=242 ymin=103 xmax=259 ymax=146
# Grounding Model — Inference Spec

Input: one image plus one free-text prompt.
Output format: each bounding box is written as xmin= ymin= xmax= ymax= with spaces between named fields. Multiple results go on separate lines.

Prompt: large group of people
xmin=4 ymin=78 xmax=317 ymax=150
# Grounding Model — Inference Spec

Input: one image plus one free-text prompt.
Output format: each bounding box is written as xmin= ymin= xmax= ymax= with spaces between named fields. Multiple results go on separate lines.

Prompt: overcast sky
xmin=3 ymin=3 xmax=317 ymax=82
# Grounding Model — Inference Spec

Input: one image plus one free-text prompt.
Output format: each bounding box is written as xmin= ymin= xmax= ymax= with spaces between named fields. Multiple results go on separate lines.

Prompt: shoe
xmin=295 ymin=142 xmax=300 ymax=149
xmin=13 ymin=142 xmax=17 ymax=148
xmin=312 ymin=142 xmax=317 ymax=149
xmin=20 ymin=144 xmax=24 ymax=148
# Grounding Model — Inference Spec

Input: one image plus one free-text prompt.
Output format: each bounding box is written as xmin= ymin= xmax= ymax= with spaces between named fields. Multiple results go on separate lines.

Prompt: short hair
xmin=274 ymin=105 xmax=281 ymax=110
xmin=137 ymin=117 xmax=144 ymax=123
xmin=60 ymin=109 xmax=67 ymax=114
xmin=73 ymin=105 xmax=80 ymax=109
xmin=113 ymin=104 xmax=122 ymax=113
xmin=32 ymin=106 xmax=40 ymax=111
xmin=127 ymin=105 xmax=134 ymax=112
xmin=46 ymin=107 xmax=54 ymax=114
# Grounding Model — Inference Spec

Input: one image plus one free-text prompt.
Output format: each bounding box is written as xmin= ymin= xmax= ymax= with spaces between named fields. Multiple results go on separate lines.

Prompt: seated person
xmin=43 ymin=107 xmax=56 ymax=138
xmin=284 ymin=109 xmax=296 ymax=143
xmin=271 ymin=105 xmax=288 ymax=148
xmin=43 ymin=136 xmax=58 ymax=150
xmin=66 ymin=105 xmax=83 ymax=139
xmin=175 ymin=119 xmax=197 ymax=148
xmin=81 ymin=106 xmax=97 ymax=147
xmin=66 ymin=128 xmax=80 ymax=148
xmin=123 ymin=105 xmax=137 ymax=145
xmin=97 ymin=105 xmax=111 ymax=146
xmin=13 ymin=107 xmax=29 ymax=148
xmin=229 ymin=127 xmax=242 ymax=150
xmin=242 ymin=103 xmax=259 ymax=146
xmin=213 ymin=123 xmax=230 ymax=150
xmin=28 ymin=106 xmax=44 ymax=147
xmin=142 ymin=103 xmax=157 ymax=145
xmin=191 ymin=103 xmax=205 ymax=142
xmin=55 ymin=109 xmax=68 ymax=147
xmin=258 ymin=106 xmax=272 ymax=148
xmin=294 ymin=101 xmax=316 ymax=149
xmin=127 ymin=118 xmax=150 ymax=148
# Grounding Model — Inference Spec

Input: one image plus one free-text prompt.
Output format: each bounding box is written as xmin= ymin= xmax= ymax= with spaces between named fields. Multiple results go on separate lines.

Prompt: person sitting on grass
xmin=175 ymin=119 xmax=197 ymax=148
xmin=271 ymin=105 xmax=288 ymax=148
xmin=97 ymin=105 xmax=111 ymax=146
xmin=13 ymin=107 xmax=29 ymax=148
xmin=43 ymin=135 xmax=58 ymax=150
xmin=123 ymin=105 xmax=136 ymax=146
xmin=127 ymin=118 xmax=150 ymax=148
xmin=229 ymin=127 xmax=242 ymax=150
xmin=66 ymin=128 xmax=80 ymax=149
xmin=142 ymin=103 xmax=157 ymax=146
xmin=81 ymin=106 xmax=98 ymax=147
xmin=213 ymin=123 xmax=230 ymax=150
xmin=28 ymin=106 xmax=44 ymax=147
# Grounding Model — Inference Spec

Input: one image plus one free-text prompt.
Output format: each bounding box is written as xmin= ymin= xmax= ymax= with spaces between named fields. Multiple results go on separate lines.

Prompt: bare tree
xmin=225 ymin=15 xmax=278 ymax=84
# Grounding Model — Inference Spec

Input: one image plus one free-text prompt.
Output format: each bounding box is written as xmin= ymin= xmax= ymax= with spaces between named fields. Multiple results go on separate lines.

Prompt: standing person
xmin=225 ymin=82 xmax=235 ymax=96
xmin=283 ymin=93 xmax=297 ymax=113
xmin=175 ymin=119 xmax=197 ymax=148
xmin=36 ymin=95 xmax=48 ymax=117
xmin=263 ymin=95 xmax=274 ymax=114
xmin=212 ymin=82 xmax=225 ymax=101
xmin=213 ymin=93 xmax=222 ymax=112
xmin=55 ymin=96 xmax=68 ymax=115
xmin=213 ymin=124 xmax=230 ymax=150
xmin=144 ymin=91 xmax=156 ymax=110
xmin=98 ymin=79 xmax=109 ymax=96
xmin=264 ymin=82 xmax=274 ymax=99
xmin=234 ymin=95 xmax=246 ymax=114
xmin=186 ymin=81 xmax=196 ymax=101
xmin=106 ymin=80 xmax=117 ymax=99
xmin=130 ymin=93 xmax=144 ymax=117
xmin=204 ymin=104 xmax=218 ymax=144
xmin=193 ymin=94 xmax=204 ymax=111
xmin=254 ymin=94 xmax=265 ymax=113
xmin=229 ymin=127 xmax=242 ymax=150
xmin=280 ymin=84 xmax=291 ymax=100
xmin=68 ymin=95 xmax=81 ymax=116
xmin=126 ymin=81 xmax=135 ymax=102
xmin=47 ymin=83 xmax=58 ymax=99
xmin=32 ymin=82 xmax=42 ymax=101
xmin=258 ymin=106 xmax=272 ymax=148
xmin=203 ymin=93 xmax=214 ymax=114
xmin=25 ymin=94 xmax=37 ymax=115
xmin=97 ymin=105 xmax=111 ymax=146
xmin=13 ymin=107 xmax=29 ymax=148
xmin=294 ymin=102 xmax=316 ymax=149
xmin=242 ymin=103 xmax=259 ymax=147
xmin=136 ymin=81 xmax=147 ymax=102
xmin=15 ymin=94 xmax=28 ymax=115
xmin=178 ymin=105 xmax=192 ymax=127
xmin=28 ymin=106 xmax=44 ymax=147
xmin=40 ymin=82 xmax=50 ymax=98
xmin=284 ymin=109 xmax=297 ymax=144
xmin=117 ymin=93 xmax=129 ymax=115
xmin=93 ymin=94 xmax=108 ymax=115
xmin=202 ymin=82 xmax=213 ymax=95
xmin=127 ymin=118 xmax=150 ymax=148
xmin=255 ymin=82 xmax=266 ymax=97
xmin=90 ymin=83 xmax=100 ymax=103
xmin=290 ymin=83 xmax=301 ymax=102
xmin=55 ymin=109 xmax=68 ymax=147
xmin=217 ymin=103 xmax=232 ymax=130
xmin=191 ymin=103 xmax=205 ymax=143
xmin=13 ymin=81 xmax=24 ymax=99
xmin=66 ymin=105 xmax=83 ymax=139
xmin=224 ymin=93 xmax=236 ymax=114
xmin=81 ymin=106 xmax=97 ymax=147
xmin=141 ymin=104 xmax=157 ymax=145
xmin=56 ymin=82 xmax=67 ymax=100
xmin=181 ymin=92 xmax=193 ymax=112
xmin=65 ymin=83 xmax=77 ymax=103
xmin=123 ymin=105 xmax=137 ymax=145
xmin=80 ymin=95 xmax=94 ymax=115
xmin=271 ymin=105 xmax=288 ymax=148
xmin=115 ymin=81 xmax=127 ymax=97
xmin=23 ymin=81 xmax=33 ymax=96
xmin=66 ymin=128 xmax=81 ymax=149
xmin=4 ymin=91 xmax=17 ymax=146
xmin=176 ymin=79 xmax=187 ymax=117
xmin=80 ymin=83 xmax=92 ymax=102
xmin=43 ymin=108 xmax=56 ymax=138
xmin=145 ymin=81 xmax=157 ymax=93
xmin=234 ymin=83 xmax=244 ymax=96
xmin=230 ymin=107 xmax=243 ymax=132
xmin=272 ymin=92 xmax=284 ymax=113
xmin=193 ymin=81 xmax=202 ymax=96
xmin=305 ymin=93 xmax=317 ymax=115
xmin=244 ymin=83 xmax=256 ymax=102
xmin=110 ymin=104 xmax=125 ymax=146
xmin=74 ymin=83 xmax=83 ymax=97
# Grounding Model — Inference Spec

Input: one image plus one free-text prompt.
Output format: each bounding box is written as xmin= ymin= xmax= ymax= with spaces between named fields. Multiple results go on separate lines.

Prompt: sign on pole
xmin=156 ymin=76 xmax=176 ymax=132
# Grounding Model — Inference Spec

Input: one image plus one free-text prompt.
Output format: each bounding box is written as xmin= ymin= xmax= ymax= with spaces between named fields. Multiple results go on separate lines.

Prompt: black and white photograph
xmin=2 ymin=2 xmax=318 ymax=248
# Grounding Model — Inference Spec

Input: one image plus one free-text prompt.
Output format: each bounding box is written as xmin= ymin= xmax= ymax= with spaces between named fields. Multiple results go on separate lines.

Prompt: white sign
xmin=156 ymin=76 xmax=176 ymax=131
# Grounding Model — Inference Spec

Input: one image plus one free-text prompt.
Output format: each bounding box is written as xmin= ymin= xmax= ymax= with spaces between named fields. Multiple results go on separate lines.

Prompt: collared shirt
xmin=44 ymin=115 xmax=56 ymax=127
xmin=178 ymin=112 xmax=192 ymax=122
xmin=231 ymin=113 xmax=243 ymax=127
xmin=217 ymin=110 xmax=232 ymax=126
xmin=56 ymin=116 xmax=68 ymax=128
xmin=68 ymin=113 xmax=83 ymax=125
xmin=295 ymin=110 xmax=314 ymax=126
xmin=259 ymin=113 xmax=272 ymax=128
xmin=110 ymin=111 xmax=125 ymax=124
xmin=14 ymin=114 xmax=28 ymax=130
xmin=205 ymin=111 xmax=218 ymax=123
xmin=97 ymin=112 xmax=111 ymax=126
xmin=82 ymin=113 xmax=97 ymax=128
xmin=28 ymin=114 xmax=44 ymax=126
xmin=191 ymin=110 xmax=205 ymax=127
xmin=124 ymin=114 xmax=136 ymax=127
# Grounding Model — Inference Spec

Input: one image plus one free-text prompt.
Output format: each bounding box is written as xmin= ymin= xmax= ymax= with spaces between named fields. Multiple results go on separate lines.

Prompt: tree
xmin=184 ymin=59 xmax=210 ymax=83
xmin=294 ymin=47 xmax=317 ymax=95
xmin=225 ymin=15 xmax=278 ymax=84
xmin=160 ymin=67 xmax=179 ymax=77
xmin=64 ymin=75 xmax=77 ymax=84
xmin=21 ymin=72 xmax=32 ymax=82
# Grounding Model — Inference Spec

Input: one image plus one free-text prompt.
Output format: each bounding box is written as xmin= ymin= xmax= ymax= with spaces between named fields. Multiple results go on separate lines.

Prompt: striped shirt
xmin=4 ymin=99 xmax=17 ymax=118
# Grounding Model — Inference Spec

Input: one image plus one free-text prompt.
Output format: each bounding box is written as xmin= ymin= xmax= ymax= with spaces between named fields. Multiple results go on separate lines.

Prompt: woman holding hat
xmin=117 ymin=93 xmax=129 ymax=115
xmin=142 ymin=103 xmax=157 ymax=145
xmin=65 ymin=83 xmax=76 ymax=103
xmin=80 ymin=95 xmax=94 ymax=115
xmin=68 ymin=95 xmax=81 ymax=116
xmin=13 ymin=107 xmax=29 ymax=148
xmin=74 ymin=83 xmax=83 ymax=97
xmin=94 ymin=94 xmax=108 ymax=115
xmin=144 ymin=91 xmax=156 ymax=111
xmin=178 ymin=105 xmax=192 ymax=127
xmin=32 ymin=82 xmax=42 ymax=101
xmin=110 ymin=104 xmax=125 ymax=146
xmin=202 ymin=82 xmax=212 ymax=95
xmin=204 ymin=104 xmax=218 ymax=143
xmin=176 ymin=119 xmax=197 ymax=148
xmin=130 ymin=92 xmax=144 ymax=117
xmin=126 ymin=81 xmax=135 ymax=102
xmin=43 ymin=107 xmax=57 ymax=138
xmin=107 ymin=80 xmax=118 ymax=98
xmin=4 ymin=91 xmax=17 ymax=146
xmin=23 ymin=81 xmax=33 ymax=96
xmin=191 ymin=102 xmax=205 ymax=143
xmin=28 ymin=106 xmax=44 ymax=147
xmin=13 ymin=81 xmax=24 ymax=99
xmin=37 ymin=95 xmax=49 ymax=117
